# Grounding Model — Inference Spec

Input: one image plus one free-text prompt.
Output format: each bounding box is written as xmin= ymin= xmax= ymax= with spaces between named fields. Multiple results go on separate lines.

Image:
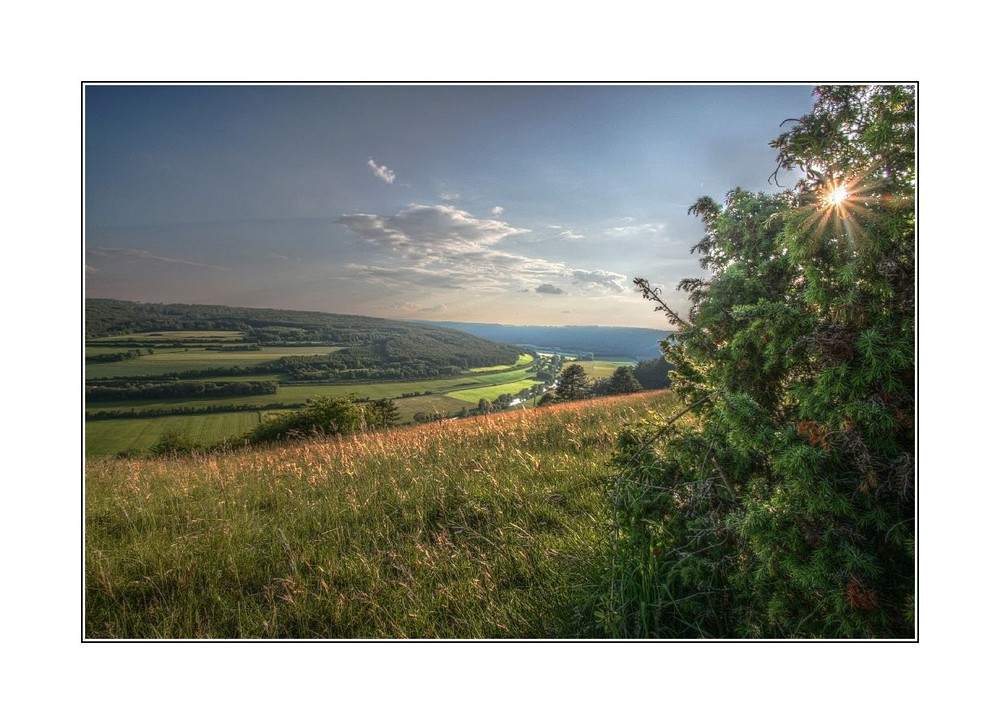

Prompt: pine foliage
xmin=609 ymin=86 xmax=915 ymax=638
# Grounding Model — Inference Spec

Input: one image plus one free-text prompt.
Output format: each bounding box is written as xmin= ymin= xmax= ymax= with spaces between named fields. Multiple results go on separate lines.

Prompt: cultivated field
xmin=85 ymin=345 xmax=345 ymax=378
xmin=85 ymin=341 xmax=552 ymax=456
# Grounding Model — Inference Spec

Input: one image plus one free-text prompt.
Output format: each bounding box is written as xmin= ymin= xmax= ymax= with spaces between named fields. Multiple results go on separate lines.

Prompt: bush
xmin=609 ymin=86 xmax=915 ymax=638
xmin=149 ymin=428 xmax=199 ymax=456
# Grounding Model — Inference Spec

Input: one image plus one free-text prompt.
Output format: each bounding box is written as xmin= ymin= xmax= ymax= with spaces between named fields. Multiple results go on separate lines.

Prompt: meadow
xmin=85 ymin=391 xmax=676 ymax=638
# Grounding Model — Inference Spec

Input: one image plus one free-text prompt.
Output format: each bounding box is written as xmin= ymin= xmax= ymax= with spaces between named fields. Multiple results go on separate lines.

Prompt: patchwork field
xmin=85 ymin=345 xmax=346 ymax=378
xmin=84 ymin=318 xmax=639 ymax=458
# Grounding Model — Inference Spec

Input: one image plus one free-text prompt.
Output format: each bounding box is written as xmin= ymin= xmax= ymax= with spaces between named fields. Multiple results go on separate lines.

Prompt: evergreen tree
xmin=612 ymin=85 xmax=915 ymax=638
xmin=556 ymin=363 xmax=590 ymax=401
xmin=594 ymin=365 xmax=642 ymax=395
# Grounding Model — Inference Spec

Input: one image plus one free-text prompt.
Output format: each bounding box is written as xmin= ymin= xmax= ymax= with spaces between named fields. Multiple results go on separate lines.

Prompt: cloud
xmin=545 ymin=224 xmax=583 ymax=240
xmin=490 ymin=206 xmax=504 ymax=216
xmin=339 ymin=204 xmax=629 ymax=298
xmin=440 ymin=192 xmax=460 ymax=201
xmin=536 ymin=283 xmax=566 ymax=295
xmin=571 ymin=269 xmax=628 ymax=293
xmin=367 ymin=158 xmax=396 ymax=184
xmin=605 ymin=222 xmax=665 ymax=237
xmin=86 ymin=247 xmax=231 ymax=271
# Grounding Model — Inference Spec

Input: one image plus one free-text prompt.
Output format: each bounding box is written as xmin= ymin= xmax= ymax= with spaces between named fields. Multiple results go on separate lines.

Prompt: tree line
xmin=86 ymin=379 xmax=278 ymax=402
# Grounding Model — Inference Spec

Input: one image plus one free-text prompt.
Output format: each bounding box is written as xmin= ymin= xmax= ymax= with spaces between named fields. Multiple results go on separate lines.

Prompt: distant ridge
xmin=84 ymin=299 xmax=525 ymax=372
xmin=426 ymin=321 xmax=671 ymax=360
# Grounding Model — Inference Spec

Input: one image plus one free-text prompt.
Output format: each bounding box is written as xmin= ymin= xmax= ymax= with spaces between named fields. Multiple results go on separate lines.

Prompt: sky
xmin=85 ymin=84 xmax=817 ymax=329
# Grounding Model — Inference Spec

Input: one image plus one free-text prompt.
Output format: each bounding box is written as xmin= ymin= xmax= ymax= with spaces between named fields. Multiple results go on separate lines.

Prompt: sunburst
xmin=796 ymin=175 xmax=880 ymax=244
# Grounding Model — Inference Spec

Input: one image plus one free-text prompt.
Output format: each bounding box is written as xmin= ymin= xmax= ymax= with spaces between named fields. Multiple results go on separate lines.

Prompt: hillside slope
xmin=85 ymin=298 xmax=525 ymax=372
xmin=85 ymin=390 xmax=676 ymax=639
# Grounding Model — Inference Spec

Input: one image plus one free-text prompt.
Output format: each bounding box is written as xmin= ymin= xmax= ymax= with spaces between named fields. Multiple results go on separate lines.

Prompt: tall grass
xmin=86 ymin=391 xmax=676 ymax=638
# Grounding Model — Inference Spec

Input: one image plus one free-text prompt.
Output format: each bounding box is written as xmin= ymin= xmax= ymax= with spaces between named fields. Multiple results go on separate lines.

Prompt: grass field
xmin=86 ymin=412 xmax=262 ymax=457
xmin=85 ymin=345 xmax=346 ymax=378
xmin=446 ymin=379 xmax=541 ymax=404
xmin=467 ymin=353 xmax=534 ymax=372
xmin=86 ymin=367 xmax=540 ymax=414
xmin=85 ymin=391 xmax=675 ymax=638
xmin=83 ymin=347 xmax=630 ymax=457
xmin=574 ymin=360 xmax=622 ymax=380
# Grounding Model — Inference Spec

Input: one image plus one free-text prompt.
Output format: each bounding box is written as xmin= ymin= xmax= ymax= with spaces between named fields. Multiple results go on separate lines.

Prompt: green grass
xmin=85 ymin=345 xmax=346 ymax=378
xmin=86 ymin=412 xmax=263 ymax=457
xmin=575 ymin=360 xmax=622 ymax=380
xmin=87 ymin=370 xmax=539 ymax=415
xmin=446 ymin=379 xmax=541 ymax=404
xmin=85 ymin=353 xmax=542 ymax=456
xmin=394 ymin=394 xmax=469 ymax=420
xmin=85 ymin=391 xmax=675 ymax=638
xmin=468 ymin=353 xmax=534 ymax=372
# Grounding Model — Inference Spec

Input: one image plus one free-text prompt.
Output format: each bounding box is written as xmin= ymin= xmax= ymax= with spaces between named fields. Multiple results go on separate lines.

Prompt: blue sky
xmin=85 ymin=84 xmax=816 ymax=328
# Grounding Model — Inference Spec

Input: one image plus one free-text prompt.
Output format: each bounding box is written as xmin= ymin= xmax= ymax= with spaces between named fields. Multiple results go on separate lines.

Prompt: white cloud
xmin=605 ymin=222 xmax=665 ymax=237
xmin=339 ymin=204 xmax=628 ymax=298
xmin=440 ymin=192 xmax=460 ymax=201
xmin=87 ymin=247 xmax=231 ymax=271
xmin=490 ymin=206 xmax=504 ymax=216
xmin=571 ymin=269 xmax=628 ymax=293
xmin=543 ymin=223 xmax=583 ymax=240
xmin=367 ymin=158 xmax=396 ymax=184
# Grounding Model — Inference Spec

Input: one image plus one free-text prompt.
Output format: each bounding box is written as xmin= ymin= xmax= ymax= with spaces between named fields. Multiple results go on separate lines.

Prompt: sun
xmin=825 ymin=184 xmax=850 ymax=207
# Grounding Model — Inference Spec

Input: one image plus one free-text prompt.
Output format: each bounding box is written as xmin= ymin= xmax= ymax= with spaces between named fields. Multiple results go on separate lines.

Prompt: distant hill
xmin=84 ymin=299 xmax=524 ymax=377
xmin=427 ymin=322 xmax=671 ymax=361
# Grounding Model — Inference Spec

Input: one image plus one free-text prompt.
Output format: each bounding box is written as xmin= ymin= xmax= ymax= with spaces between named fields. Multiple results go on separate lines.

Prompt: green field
xmin=85 ymin=360 xmax=546 ymax=455
xmin=468 ymin=353 xmax=534 ymax=372
xmin=83 ymin=332 xmax=634 ymax=458
xmin=86 ymin=366 xmax=540 ymax=414
xmin=446 ymin=379 xmax=542 ymax=404
xmin=85 ymin=345 xmax=345 ymax=378
xmin=86 ymin=412 xmax=262 ymax=457
xmin=574 ymin=360 xmax=622 ymax=380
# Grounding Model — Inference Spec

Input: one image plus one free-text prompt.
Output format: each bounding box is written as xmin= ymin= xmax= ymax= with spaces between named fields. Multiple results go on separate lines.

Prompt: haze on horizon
xmin=85 ymin=84 xmax=815 ymax=329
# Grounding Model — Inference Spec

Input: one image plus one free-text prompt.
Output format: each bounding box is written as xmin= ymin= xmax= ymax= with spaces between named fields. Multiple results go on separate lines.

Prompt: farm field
xmin=446 ymin=379 xmax=543 ymax=404
xmin=83 ymin=309 xmax=640 ymax=458
xmin=86 ymin=412 xmax=262 ymax=457
xmin=467 ymin=353 xmax=534 ymax=372
xmin=84 ymin=341 xmax=551 ymax=456
xmin=574 ymin=360 xmax=622 ymax=380
xmin=85 ymin=345 xmax=345 ymax=378
xmin=86 ymin=366 xmax=540 ymax=414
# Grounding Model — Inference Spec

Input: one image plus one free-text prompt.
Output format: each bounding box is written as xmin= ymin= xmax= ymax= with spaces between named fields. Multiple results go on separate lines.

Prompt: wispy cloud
xmin=367 ymin=158 xmax=396 ymax=184
xmin=440 ymin=192 xmax=460 ymax=201
xmin=604 ymin=222 xmax=665 ymax=237
xmin=339 ymin=204 xmax=628 ymax=298
xmin=490 ymin=206 xmax=504 ymax=217
xmin=546 ymin=224 xmax=584 ymax=240
xmin=87 ymin=247 xmax=232 ymax=271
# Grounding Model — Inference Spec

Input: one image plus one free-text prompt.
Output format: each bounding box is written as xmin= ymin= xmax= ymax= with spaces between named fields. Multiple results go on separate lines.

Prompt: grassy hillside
xmin=85 ymin=390 xmax=676 ymax=639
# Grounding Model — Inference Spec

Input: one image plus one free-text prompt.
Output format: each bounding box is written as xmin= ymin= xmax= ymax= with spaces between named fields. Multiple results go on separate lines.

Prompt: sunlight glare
xmin=826 ymin=184 xmax=850 ymax=207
